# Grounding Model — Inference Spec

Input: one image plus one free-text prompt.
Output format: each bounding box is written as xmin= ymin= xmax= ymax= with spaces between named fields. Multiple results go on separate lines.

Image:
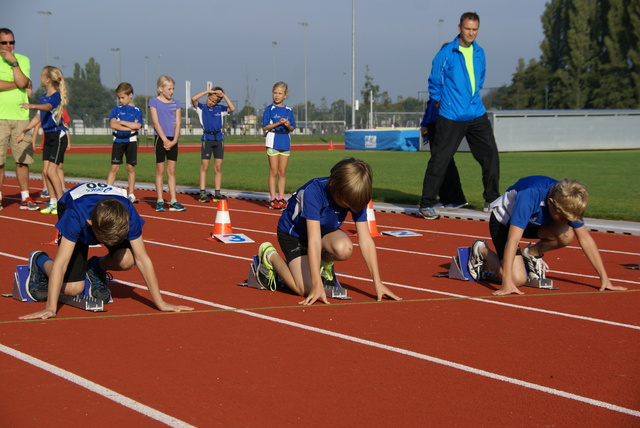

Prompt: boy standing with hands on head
xmin=107 ymin=82 xmax=142 ymax=204
xmin=191 ymin=86 xmax=235 ymax=202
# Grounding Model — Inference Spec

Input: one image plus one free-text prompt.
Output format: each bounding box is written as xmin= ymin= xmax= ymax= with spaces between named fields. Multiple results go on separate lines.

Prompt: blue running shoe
xmin=169 ymin=201 xmax=187 ymax=212
xmin=155 ymin=201 xmax=166 ymax=212
xmin=417 ymin=206 xmax=440 ymax=220
xmin=86 ymin=256 xmax=111 ymax=303
xmin=27 ymin=251 xmax=49 ymax=301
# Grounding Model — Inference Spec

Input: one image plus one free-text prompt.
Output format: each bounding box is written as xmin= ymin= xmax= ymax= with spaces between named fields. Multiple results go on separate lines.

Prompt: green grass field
xmin=10 ymin=137 xmax=640 ymax=222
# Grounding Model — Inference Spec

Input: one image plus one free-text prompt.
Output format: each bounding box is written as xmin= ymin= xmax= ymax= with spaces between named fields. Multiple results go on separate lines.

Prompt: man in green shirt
xmin=0 ymin=28 xmax=37 ymax=211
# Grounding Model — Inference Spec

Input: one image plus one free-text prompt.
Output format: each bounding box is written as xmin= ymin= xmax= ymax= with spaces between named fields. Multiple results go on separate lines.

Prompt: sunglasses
xmin=0 ymin=41 xmax=16 ymax=45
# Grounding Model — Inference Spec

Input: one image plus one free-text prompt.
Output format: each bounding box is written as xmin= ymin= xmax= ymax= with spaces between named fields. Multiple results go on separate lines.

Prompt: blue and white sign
xmin=381 ymin=230 xmax=422 ymax=237
xmin=214 ymin=233 xmax=254 ymax=244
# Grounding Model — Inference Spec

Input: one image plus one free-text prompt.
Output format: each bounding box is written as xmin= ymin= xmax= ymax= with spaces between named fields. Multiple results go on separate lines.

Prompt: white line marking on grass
xmin=114 ymin=279 xmax=640 ymax=418
xmin=0 ymin=344 xmax=196 ymax=428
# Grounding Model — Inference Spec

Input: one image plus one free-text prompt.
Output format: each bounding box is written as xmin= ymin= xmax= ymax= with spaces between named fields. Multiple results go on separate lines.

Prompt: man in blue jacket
xmin=418 ymin=12 xmax=500 ymax=219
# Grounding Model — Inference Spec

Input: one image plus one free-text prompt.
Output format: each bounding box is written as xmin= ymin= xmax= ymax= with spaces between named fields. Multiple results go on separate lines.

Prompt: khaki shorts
xmin=0 ymin=120 xmax=34 ymax=165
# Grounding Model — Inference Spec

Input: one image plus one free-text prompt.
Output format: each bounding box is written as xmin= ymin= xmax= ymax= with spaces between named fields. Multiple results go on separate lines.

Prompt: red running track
xmin=0 ymin=177 xmax=638 ymax=427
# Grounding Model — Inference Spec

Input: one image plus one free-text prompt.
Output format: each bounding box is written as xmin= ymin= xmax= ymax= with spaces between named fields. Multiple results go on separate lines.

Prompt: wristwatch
xmin=9 ymin=61 xmax=19 ymax=67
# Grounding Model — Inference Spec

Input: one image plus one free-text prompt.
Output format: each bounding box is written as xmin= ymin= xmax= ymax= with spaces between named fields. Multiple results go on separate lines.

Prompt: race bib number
xmin=70 ymin=182 xmax=127 ymax=200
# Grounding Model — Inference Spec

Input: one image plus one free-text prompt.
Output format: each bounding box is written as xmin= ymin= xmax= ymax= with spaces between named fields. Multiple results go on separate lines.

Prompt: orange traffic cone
xmin=328 ymin=140 xmax=334 ymax=150
xmin=46 ymin=228 xmax=59 ymax=246
xmin=350 ymin=200 xmax=382 ymax=237
xmin=206 ymin=199 xmax=233 ymax=240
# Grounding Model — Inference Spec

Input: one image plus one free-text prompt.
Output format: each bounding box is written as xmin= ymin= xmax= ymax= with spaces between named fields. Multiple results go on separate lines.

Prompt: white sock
xmin=21 ymin=190 xmax=29 ymax=200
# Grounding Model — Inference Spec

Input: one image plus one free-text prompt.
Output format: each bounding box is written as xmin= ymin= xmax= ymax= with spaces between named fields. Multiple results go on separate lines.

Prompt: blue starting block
xmin=12 ymin=265 xmax=108 ymax=312
xmin=238 ymin=256 xmax=351 ymax=300
xmin=448 ymin=247 xmax=476 ymax=282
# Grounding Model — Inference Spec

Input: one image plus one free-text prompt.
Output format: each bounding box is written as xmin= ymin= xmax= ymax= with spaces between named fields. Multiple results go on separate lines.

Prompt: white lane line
xmin=116 ymin=279 xmax=640 ymax=418
xmin=0 ymin=343 xmax=195 ymax=427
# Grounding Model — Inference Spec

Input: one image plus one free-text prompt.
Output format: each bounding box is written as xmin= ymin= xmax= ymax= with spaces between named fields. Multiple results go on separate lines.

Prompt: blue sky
xmin=5 ymin=0 xmax=547 ymax=110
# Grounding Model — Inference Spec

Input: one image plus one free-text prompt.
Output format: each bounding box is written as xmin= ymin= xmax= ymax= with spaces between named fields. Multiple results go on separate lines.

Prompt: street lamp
xmin=145 ymin=56 xmax=149 ymax=127
xmin=271 ymin=41 xmax=279 ymax=83
xmin=37 ymin=11 xmax=52 ymax=64
xmin=299 ymin=22 xmax=308 ymax=133
xmin=111 ymin=48 xmax=121 ymax=86
xmin=438 ymin=19 xmax=444 ymax=47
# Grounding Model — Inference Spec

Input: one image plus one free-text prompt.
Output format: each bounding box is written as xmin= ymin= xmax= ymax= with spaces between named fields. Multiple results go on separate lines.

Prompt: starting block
xmin=11 ymin=265 xmax=108 ymax=312
xmin=448 ymin=247 xmax=476 ymax=282
xmin=238 ymin=256 xmax=351 ymax=300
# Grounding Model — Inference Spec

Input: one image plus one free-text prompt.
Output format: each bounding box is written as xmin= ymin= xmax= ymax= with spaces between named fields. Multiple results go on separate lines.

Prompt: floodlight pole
xmin=38 ymin=11 xmax=52 ymax=64
xmin=351 ymin=0 xmax=356 ymax=129
xmin=110 ymin=48 xmax=121 ymax=87
xmin=145 ymin=56 xmax=149 ymax=127
xmin=272 ymin=41 xmax=279 ymax=83
xmin=299 ymin=22 xmax=308 ymax=133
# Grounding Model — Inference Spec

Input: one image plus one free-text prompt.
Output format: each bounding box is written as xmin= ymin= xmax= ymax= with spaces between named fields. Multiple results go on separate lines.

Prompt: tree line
xmin=492 ymin=0 xmax=639 ymax=110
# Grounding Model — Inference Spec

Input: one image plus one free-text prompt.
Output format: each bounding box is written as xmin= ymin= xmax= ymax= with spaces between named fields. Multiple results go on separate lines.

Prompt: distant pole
xmin=144 ymin=56 xmax=149 ymax=126
xmin=438 ymin=19 xmax=444 ymax=47
xmin=299 ymin=22 xmax=309 ymax=133
xmin=271 ymin=41 xmax=279 ymax=83
xmin=110 ymin=48 xmax=121 ymax=86
xmin=351 ymin=0 xmax=356 ymax=129
xmin=157 ymin=55 xmax=162 ymax=77
xmin=343 ymin=71 xmax=347 ymax=123
xmin=38 ymin=11 xmax=52 ymax=64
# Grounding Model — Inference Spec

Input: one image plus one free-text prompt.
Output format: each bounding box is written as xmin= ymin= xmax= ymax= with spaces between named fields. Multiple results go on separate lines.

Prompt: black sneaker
xmin=27 ymin=251 xmax=49 ymax=301
xmin=86 ymin=257 xmax=111 ymax=302
xmin=522 ymin=246 xmax=548 ymax=280
xmin=198 ymin=193 xmax=210 ymax=203
xmin=467 ymin=240 xmax=487 ymax=281
xmin=212 ymin=193 xmax=227 ymax=202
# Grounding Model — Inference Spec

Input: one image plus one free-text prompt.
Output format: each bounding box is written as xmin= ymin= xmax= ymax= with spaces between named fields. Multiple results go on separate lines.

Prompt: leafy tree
xmin=360 ymin=65 xmax=380 ymax=106
xmin=501 ymin=0 xmax=639 ymax=110
xmin=64 ymin=58 xmax=114 ymax=127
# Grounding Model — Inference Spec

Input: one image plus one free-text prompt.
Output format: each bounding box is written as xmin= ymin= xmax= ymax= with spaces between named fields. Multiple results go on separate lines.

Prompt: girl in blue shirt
xmin=262 ymin=82 xmax=296 ymax=209
xmin=17 ymin=66 xmax=69 ymax=214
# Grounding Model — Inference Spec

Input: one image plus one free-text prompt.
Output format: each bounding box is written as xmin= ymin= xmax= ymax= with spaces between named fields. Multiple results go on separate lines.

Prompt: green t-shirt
xmin=0 ymin=53 xmax=30 ymax=120
xmin=459 ymin=44 xmax=476 ymax=96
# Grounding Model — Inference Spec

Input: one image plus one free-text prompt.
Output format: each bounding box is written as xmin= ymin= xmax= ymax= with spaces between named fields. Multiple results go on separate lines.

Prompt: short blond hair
xmin=328 ymin=158 xmax=372 ymax=212
xmin=90 ymin=198 xmax=130 ymax=246
xmin=549 ymin=179 xmax=589 ymax=222
xmin=273 ymin=81 xmax=288 ymax=94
